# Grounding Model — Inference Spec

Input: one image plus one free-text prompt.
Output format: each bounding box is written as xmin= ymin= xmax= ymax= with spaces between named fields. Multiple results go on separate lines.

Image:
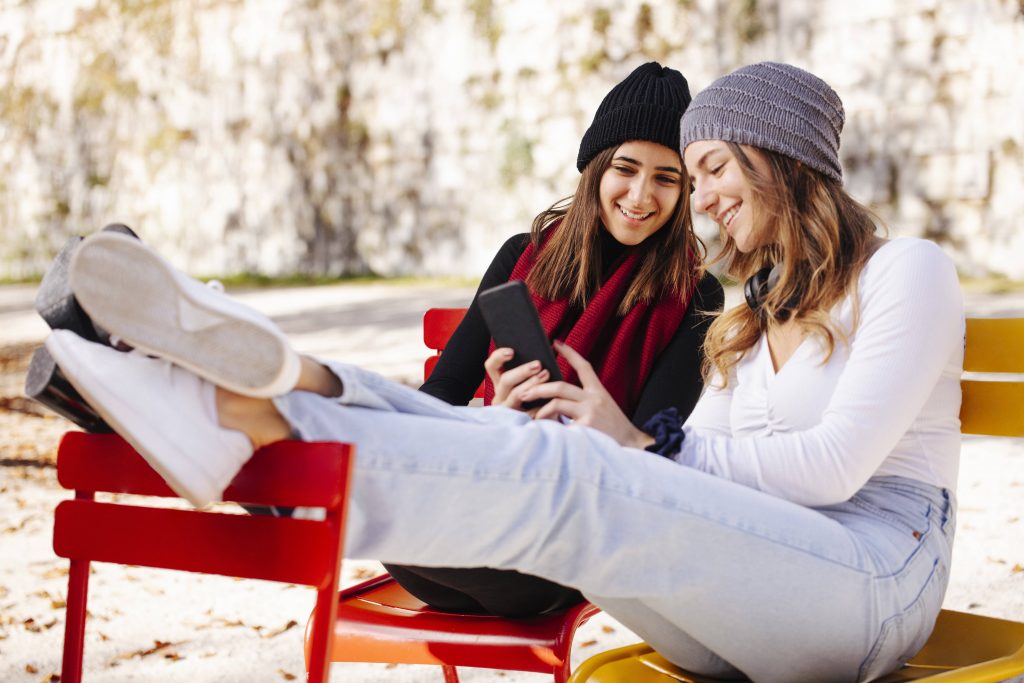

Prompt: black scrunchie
xmin=641 ymin=407 xmax=685 ymax=458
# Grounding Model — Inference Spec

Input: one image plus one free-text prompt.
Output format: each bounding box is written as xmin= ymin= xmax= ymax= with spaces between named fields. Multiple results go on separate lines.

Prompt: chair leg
xmin=442 ymin=665 xmax=460 ymax=683
xmin=61 ymin=557 xmax=91 ymax=683
xmin=305 ymin=595 xmax=334 ymax=683
xmin=554 ymin=657 xmax=572 ymax=683
xmin=305 ymin=512 xmax=345 ymax=683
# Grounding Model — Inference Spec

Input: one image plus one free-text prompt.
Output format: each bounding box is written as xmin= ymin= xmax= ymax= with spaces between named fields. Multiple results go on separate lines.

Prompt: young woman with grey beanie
xmin=45 ymin=61 xmax=962 ymax=683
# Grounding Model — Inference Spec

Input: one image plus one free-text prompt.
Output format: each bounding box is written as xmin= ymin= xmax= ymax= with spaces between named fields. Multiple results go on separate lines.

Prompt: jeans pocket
xmin=856 ymin=555 xmax=948 ymax=682
xmin=849 ymin=490 xmax=932 ymax=541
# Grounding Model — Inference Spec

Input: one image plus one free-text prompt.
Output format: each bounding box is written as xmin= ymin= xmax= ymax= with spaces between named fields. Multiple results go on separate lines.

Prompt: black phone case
xmin=478 ymin=281 xmax=562 ymax=408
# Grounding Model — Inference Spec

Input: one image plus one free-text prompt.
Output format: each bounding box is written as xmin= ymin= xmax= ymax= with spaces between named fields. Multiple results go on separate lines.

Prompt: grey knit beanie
xmin=678 ymin=62 xmax=845 ymax=183
xmin=577 ymin=62 xmax=692 ymax=172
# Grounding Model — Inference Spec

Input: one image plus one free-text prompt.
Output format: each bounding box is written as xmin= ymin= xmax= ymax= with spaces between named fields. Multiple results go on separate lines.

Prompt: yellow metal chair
xmin=568 ymin=317 xmax=1024 ymax=683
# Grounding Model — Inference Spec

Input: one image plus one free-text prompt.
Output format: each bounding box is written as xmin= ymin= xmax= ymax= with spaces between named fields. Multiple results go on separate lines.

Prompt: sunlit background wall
xmin=1 ymin=0 xmax=1022 ymax=279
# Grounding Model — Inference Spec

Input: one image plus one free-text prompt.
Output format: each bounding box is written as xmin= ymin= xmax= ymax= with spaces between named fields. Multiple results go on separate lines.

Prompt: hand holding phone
xmin=478 ymin=281 xmax=562 ymax=408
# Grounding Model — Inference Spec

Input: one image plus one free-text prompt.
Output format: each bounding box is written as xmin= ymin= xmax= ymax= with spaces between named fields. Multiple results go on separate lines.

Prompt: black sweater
xmin=420 ymin=233 xmax=725 ymax=427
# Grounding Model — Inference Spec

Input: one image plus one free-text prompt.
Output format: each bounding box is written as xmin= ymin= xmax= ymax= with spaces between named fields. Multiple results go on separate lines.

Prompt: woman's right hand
xmin=484 ymin=347 xmax=550 ymax=413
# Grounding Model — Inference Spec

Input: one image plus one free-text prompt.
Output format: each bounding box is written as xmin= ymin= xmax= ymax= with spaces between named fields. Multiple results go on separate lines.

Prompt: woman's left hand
xmin=525 ymin=341 xmax=656 ymax=450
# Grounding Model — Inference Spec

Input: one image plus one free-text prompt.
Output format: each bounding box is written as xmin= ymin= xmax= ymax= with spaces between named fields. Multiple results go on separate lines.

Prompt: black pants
xmin=383 ymin=563 xmax=584 ymax=618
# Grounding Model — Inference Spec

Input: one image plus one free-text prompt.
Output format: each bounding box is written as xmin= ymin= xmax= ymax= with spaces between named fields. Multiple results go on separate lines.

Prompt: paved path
xmin=5 ymin=281 xmax=1022 ymax=377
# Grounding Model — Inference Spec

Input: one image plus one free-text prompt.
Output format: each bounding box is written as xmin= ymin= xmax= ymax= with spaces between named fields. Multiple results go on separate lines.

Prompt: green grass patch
xmin=0 ymin=273 xmax=480 ymax=289
xmin=202 ymin=273 xmax=479 ymax=290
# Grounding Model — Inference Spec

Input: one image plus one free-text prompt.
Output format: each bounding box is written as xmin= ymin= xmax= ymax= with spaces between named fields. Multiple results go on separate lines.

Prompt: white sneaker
xmin=45 ymin=330 xmax=253 ymax=508
xmin=68 ymin=232 xmax=300 ymax=398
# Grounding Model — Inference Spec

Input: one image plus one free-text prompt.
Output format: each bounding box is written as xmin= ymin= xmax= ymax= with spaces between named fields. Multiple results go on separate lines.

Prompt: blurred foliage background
xmin=1 ymin=0 xmax=1022 ymax=280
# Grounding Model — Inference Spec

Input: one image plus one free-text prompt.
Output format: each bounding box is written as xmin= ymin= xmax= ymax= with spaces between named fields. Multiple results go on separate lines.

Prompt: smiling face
xmin=684 ymin=140 xmax=773 ymax=253
xmin=598 ymin=140 xmax=683 ymax=246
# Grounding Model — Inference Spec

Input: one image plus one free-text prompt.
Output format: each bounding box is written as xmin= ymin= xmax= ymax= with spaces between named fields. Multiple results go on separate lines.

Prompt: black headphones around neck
xmin=744 ymin=263 xmax=800 ymax=321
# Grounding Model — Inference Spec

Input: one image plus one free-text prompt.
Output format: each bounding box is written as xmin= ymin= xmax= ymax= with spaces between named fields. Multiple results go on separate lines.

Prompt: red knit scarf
xmin=483 ymin=230 xmax=692 ymax=415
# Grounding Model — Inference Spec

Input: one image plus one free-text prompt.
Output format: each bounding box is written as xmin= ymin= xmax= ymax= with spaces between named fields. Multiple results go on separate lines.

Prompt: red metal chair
xmin=302 ymin=306 xmax=601 ymax=682
xmin=423 ymin=307 xmax=484 ymax=399
xmin=52 ymin=432 xmax=354 ymax=683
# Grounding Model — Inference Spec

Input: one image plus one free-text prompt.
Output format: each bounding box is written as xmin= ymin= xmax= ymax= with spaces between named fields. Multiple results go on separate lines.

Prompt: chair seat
xmin=321 ymin=574 xmax=600 ymax=674
xmin=567 ymin=610 xmax=1024 ymax=683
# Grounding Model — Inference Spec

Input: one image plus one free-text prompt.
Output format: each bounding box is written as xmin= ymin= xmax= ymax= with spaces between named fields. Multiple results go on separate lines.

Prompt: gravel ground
xmin=0 ymin=281 xmax=1021 ymax=682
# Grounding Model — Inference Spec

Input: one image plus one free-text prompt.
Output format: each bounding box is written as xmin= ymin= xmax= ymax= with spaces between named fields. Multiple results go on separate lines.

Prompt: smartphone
xmin=478 ymin=281 xmax=562 ymax=408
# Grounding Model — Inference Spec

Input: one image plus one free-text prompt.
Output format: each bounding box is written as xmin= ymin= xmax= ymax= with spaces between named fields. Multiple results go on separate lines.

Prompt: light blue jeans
xmin=273 ymin=361 xmax=955 ymax=683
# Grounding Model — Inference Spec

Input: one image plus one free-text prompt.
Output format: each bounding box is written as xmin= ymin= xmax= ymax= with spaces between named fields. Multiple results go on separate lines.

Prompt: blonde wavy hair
xmin=526 ymin=146 xmax=705 ymax=315
xmin=702 ymin=143 xmax=882 ymax=386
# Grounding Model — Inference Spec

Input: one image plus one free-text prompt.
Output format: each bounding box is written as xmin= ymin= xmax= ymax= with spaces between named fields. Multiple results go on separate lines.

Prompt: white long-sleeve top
xmin=677 ymin=238 xmax=964 ymax=507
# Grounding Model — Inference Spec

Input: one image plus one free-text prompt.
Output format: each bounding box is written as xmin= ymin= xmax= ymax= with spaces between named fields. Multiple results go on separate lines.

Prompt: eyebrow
xmin=695 ymin=149 xmax=717 ymax=171
xmin=687 ymin=148 xmax=724 ymax=180
xmin=613 ymin=155 xmax=682 ymax=175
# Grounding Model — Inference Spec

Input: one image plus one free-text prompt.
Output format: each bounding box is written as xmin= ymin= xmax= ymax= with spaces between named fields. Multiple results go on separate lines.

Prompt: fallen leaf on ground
xmin=24 ymin=618 xmax=59 ymax=632
xmin=258 ymin=619 xmax=298 ymax=638
xmin=350 ymin=566 xmax=380 ymax=580
xmin=579 ymin=639 xmax=598 ymax=648
xmin=196 ymin=616 xmax=245 ymax=630
xmin=41 ymin=566 xmax=69 ymax=580
xmin=601 ymin=624 xmax=615 ymax=634
xmin=26 ymin=664 xmax=38 ymax=673
xmin=277 ymin=670 xmax=297 ymax=681
xmin=1012 ymin=564 xmax=1023 ymax=574
xmin=109 ymin=639 xmax=186 ymax=663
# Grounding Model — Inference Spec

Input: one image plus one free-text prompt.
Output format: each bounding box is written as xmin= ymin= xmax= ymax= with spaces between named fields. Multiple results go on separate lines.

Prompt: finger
xmin=553 ymin=340 xmax=601 ymax=386
xmin=534 ymin=398 xmax=580 ymax=422
xmin=483 ymin=347 xmax=515 ymax=382
xmin=521 ymin=380 xmax=586 ymax=403
xmin=505 ymin=370 xmax=550 ymax=402
xmin=496 ymin=362 xmax=546 ymax=394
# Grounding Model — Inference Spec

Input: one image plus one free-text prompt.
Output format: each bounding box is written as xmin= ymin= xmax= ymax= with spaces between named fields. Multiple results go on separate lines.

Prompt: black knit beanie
xmin=576 ymin=62 xmax=692 ymax=172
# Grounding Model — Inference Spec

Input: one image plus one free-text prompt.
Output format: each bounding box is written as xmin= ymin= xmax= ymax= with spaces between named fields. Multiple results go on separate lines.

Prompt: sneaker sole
xmin=69 ymin=233 xmax=299 ymax=398
xmin=44 ymin=333 xmax=217 ymax=507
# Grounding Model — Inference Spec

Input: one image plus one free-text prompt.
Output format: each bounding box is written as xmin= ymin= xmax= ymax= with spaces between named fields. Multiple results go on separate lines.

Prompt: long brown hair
xmin=703 ymin=143 xmax=881 ymax=384
xmin=525 ymin=145 xmax=704 ymax=315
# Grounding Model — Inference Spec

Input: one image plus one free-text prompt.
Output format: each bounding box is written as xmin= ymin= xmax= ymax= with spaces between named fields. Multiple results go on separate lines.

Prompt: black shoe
xmin=29 ymin=224 xmax=139 ymax=429
xmin=34 ymin=223 xmax=140 ymax=346
xmin=24 ymin=346 xmax=112 ymax=433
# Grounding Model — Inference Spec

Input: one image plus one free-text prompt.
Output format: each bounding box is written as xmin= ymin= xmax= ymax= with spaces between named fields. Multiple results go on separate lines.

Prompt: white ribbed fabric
xmin=680 ymin=238 xmax=964 ymax=507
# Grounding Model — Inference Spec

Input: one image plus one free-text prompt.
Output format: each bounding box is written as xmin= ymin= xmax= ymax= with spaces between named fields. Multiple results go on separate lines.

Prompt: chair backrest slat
xmin=960 ymin=379 xmax=1024 ymax=437
xmin=57 ymin=432 xmax=352 ymax=507
xmin=960 ymin=318 xmax=1024 ymax=438
xmin=53 ymin=500 xmax=340 ymax=587
xmin=423 ymin=308 xmax=468 ymax=352
xmin=423 ymin=307 xmax=483 ymax=398
xmin=964 ymin=318 xmax=1024 ymax=373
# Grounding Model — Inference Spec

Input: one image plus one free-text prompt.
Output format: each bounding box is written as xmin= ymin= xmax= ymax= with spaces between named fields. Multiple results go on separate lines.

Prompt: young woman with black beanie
xmin=386 ymin=62 xmax=722 ymax=617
